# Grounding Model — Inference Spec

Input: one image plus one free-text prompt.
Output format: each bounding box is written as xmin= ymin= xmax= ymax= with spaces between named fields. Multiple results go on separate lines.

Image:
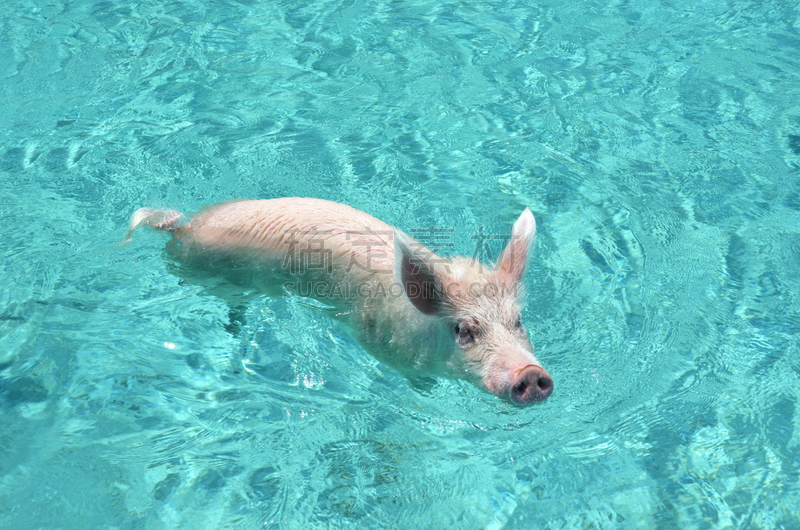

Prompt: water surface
xmin=1 ymin=0 xmax=799 ymax=527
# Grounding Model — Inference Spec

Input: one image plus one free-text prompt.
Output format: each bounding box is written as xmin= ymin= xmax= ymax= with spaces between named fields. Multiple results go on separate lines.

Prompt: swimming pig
xmin=126 ymin=198 xmax=553 ymax=404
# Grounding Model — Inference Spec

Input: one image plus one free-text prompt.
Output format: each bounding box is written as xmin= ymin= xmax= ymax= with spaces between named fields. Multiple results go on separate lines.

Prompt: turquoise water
xmin=2 ymin=0 xmax=799 ymax=527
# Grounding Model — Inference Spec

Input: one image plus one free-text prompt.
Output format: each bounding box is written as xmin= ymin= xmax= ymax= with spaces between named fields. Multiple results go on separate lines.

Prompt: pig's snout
xmin=509 ymin=365 xmax=553 ymax=404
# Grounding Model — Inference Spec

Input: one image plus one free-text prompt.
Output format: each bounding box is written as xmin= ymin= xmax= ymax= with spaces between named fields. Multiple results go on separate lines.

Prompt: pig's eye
xmin=514 ymin=316 xmax=525 ymax=333
xmin=454 ymin=322 xmax=475 ymax=346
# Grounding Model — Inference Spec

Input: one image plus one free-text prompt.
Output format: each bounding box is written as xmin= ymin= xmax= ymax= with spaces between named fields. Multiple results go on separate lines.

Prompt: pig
xmin=126 ymin=198 xmax=553 ymax=404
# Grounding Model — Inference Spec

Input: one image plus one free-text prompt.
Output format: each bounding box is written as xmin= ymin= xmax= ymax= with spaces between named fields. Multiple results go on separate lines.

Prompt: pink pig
xmin=126 ymin=198 xmax=553 ymax=404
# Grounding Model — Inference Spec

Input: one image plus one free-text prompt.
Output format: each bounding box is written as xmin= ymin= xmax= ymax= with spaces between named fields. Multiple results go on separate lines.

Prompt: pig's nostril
xmin=537 ymin=374 xmax=553 ymax=392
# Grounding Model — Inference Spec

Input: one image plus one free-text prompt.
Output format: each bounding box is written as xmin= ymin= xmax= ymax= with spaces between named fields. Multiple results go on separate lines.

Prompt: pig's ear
xmin=394 ymin=230 xmax=445 ymax=315
xmin=495 ymin=208 xmax=536 ymax=283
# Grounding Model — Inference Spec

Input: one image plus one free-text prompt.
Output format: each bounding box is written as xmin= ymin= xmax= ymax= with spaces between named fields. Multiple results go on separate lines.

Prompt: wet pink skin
xmin=127 ymin=198 xmax=553 ymax=405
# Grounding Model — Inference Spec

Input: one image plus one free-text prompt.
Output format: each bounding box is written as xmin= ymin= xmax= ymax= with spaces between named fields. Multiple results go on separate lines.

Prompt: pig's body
xmin=127 ymin=198 xmax=553 ymax=404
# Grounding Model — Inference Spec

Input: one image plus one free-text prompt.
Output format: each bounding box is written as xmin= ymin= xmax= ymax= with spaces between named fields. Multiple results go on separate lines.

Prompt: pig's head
xmin=395 ymin=208 xmax=553 ymax=404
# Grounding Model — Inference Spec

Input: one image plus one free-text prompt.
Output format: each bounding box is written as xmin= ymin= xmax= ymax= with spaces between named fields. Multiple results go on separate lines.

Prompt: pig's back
xmin=175 ymin=198 xmax=396 ymax=280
